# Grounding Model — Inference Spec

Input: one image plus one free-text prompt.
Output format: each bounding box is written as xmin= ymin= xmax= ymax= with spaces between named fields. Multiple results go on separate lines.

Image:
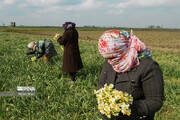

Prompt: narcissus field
xmin=0 ymin=27 xmax=179 ymax=120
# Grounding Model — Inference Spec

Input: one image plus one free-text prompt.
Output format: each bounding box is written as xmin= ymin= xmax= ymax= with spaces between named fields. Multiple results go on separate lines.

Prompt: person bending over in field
xmin=27 ymin=39 xmax=58 ymax=61
xmin=56 ymin=22 xmax=83 ymax=82
xmin=97 ymin=30 xmax=164 ymax=120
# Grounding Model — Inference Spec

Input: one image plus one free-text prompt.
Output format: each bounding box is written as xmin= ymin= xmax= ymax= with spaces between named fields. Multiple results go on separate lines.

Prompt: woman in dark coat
xmin=97 ymin=30 xmax=164 ymax=120
xmin=57 ymin=22 xmax=83 ymax=81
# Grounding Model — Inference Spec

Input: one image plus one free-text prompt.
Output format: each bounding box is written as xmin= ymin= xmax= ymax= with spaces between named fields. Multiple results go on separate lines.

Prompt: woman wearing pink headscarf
xmin=97 ymin=30 xmax=164 ymax=120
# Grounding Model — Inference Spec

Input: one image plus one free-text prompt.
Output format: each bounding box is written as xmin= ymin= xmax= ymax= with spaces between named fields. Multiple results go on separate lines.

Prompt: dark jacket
xmin=57 ymin=27 xmax=83 ymax=72
xmin=97 ymin=57 xmax=164 ymax=120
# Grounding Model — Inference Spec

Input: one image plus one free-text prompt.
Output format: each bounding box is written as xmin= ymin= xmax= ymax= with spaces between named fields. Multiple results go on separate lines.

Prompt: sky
xmin=0 ymin=0 xmax=180 ymax=28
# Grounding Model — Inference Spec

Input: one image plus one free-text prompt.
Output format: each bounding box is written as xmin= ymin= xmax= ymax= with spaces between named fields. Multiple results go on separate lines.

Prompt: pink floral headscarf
xmin=98 ymin=30 xmax=152 ymax=73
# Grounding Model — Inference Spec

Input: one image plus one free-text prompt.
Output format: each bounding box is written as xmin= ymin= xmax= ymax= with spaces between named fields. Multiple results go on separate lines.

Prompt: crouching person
xmin=27 ymin=39 xmax=58 ymax=61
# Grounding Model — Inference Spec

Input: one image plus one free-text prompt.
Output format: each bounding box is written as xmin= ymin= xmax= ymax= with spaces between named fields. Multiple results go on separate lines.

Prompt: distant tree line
xmin=148 ymin=25 xmax=162 ymax=30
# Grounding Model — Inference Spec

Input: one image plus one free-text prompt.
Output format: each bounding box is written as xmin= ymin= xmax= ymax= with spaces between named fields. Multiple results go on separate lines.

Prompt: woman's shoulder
xmin=138 ymin=57 xmax=160 ymax=72
xmin=139 ymin=57 xmax=154 ymax=64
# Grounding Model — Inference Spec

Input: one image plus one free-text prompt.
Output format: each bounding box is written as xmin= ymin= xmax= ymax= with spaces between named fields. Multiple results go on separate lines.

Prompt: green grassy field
xmin=0 ymin=27 xmax=180 ymax=120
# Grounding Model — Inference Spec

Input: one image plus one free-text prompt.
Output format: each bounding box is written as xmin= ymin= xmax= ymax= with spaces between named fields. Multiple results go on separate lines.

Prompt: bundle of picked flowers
xmin=54 ymin=34 xmax=61 ymax=40
xmin=54 ymin=34 xmax=64 ymax=51
xmin=94 ymin=84 xmax=133 ymax=118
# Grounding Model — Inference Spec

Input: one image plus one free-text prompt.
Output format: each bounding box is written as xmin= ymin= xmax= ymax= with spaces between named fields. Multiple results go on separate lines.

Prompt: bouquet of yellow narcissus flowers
xmin=54 ymin=34 xmax=61 ymax=40
xmin=94 ymin=84 xmax=133 ymax=119
xmin=54 ymin=34 xmax=64 ymax=51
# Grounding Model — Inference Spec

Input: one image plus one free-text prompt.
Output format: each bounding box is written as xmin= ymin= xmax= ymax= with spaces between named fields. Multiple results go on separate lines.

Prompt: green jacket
xmin=36 ymin=39 xmax=58 ymax=57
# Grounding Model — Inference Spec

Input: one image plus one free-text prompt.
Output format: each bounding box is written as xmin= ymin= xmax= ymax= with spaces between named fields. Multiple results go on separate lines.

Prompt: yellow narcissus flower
xmin=107 ymin=110 xmax=111 ymax=114
xmin=105 ymin=106 xmax=110 ymax=111
xmin=101 ymin=105 xmax=105 ymax=109
xmin=109 ymin=84 xmax=114 ymax=89
xmin=116 ymin=107 xmax=121 ymax=112
xmin=110 ymin=103 xmax=116 ymax=108
xmin=115 ymin=95 xmax=120 ymax=100
xmin=104 ymin=90 xmax=107 ymax=94
xmin=94 ymin=84 xmax=133 ymax=118
xmin=121 ymin=103 xmax=129 ymax=110
xmin=109 ymin=95 xmax=112 ymax=100
xmin=122 ymin=109 xmax=131 ymax=116
xmin=123 ymin=105 xmax=128 ymax=109
xmin=120 ymin=96 xmax=124 ymax=100
xmin=124 ymin=92 xmax=129 ymax=97
xmin=104 ymin=106 xmax=111 ymax=115
xmin=124 ymin=111 xmax=131 ymax=116
xmin=114 ymin=113 xmax=119 ymax=116
xmin=109 ymin=98 xmax=115 ymax=104
xmin=112 ymin=89 xmax=116 ymax=94
xmin=97 ymin=94 xmax=102 ymax=100
xmin=116 ymin=103 xmax=121 ymax=108
xmin=100 ymin=109 xmax=105 ymax=114
xmin=119 ymin=91 xmax=123 ymax=95
xmin=105 ymin=93 xmax=109 ymax=98
xmin=94 ymin=90 xmax=97 ymax=95
xmin=107 ymin=114 xmax=111 ymax=118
